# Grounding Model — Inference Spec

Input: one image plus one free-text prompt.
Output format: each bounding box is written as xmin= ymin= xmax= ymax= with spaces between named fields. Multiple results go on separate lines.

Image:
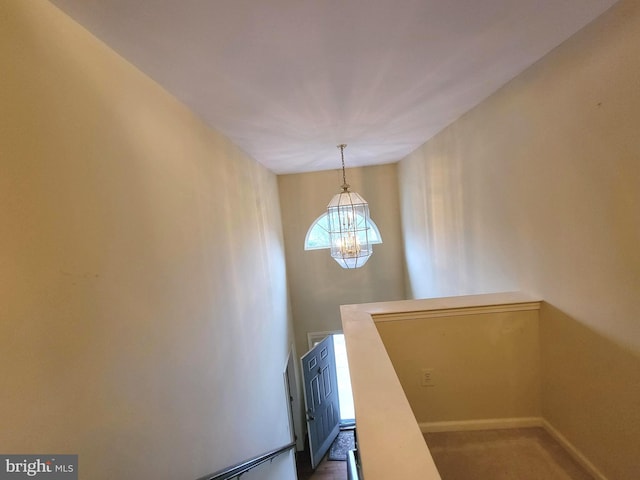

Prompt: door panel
xmin=301 ymin=335 xmax=340 ymax=469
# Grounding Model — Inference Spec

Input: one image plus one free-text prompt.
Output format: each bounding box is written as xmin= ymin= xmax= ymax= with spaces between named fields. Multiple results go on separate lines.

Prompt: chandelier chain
xmin=338 ymin=144 xmax=348 ymax=191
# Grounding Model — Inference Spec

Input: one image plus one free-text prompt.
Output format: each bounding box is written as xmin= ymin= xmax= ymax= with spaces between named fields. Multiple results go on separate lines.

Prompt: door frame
xmin=283 ymin=344 xmax=305 ymax=451
xmin=307 ymin=330 xmax=343 ymax=350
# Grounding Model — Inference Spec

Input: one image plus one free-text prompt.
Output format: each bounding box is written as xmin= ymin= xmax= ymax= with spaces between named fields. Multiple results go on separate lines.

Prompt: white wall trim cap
xmin=373 ymin=301 xmax=541 ymax=323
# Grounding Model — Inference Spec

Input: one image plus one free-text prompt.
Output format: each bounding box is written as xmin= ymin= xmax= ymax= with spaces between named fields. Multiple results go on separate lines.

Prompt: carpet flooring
xmin=424 ymin=427 xmax=594 ymax=480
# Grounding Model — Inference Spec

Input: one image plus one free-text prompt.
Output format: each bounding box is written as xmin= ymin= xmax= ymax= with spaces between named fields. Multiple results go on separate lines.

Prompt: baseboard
xmin=541 ymin=419 xmax=608 ymax=480
xmin=419 ymin=416 xmax=608 ymax=480
xmin=419 ymin=416 xmax=543 ymax=433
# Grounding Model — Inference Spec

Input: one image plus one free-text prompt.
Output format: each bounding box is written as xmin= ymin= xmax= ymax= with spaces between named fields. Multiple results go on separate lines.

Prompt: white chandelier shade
xmin=326 ymin=145 xmax=373 ymax=269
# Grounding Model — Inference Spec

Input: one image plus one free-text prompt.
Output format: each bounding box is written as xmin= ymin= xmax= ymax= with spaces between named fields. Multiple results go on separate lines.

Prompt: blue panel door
xmin=301 ymin=335 xmax=340 ymax=469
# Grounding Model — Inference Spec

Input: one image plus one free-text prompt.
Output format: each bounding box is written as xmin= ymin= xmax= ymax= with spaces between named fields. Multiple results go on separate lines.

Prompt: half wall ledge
xmin=340 ymin=292 xmax=542 ymax=480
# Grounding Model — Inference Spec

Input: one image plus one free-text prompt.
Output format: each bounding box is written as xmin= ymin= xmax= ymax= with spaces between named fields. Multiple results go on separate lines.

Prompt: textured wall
xmin=398 ymin=1 xmax=640 ymax=478
xmin=0 ymin=2 xmax=295 ymax=478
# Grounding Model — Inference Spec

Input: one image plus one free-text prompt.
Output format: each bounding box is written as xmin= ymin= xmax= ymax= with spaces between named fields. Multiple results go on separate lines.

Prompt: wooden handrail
xmin=196 ymin=441 xmax=296 ymax=480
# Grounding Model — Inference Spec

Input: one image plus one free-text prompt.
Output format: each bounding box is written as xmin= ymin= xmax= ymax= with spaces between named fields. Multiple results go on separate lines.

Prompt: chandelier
xmin=326 ymin=144 xmax=373 ymax=269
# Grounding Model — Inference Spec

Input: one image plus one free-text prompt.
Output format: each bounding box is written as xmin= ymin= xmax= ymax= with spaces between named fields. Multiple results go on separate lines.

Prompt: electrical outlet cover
xmin=421 ymin=368 xmax=435 ymax=386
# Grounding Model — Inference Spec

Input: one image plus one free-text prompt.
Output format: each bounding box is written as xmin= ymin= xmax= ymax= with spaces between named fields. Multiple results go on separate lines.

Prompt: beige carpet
xmin=424 ymin=428 xmax=594 ymax=480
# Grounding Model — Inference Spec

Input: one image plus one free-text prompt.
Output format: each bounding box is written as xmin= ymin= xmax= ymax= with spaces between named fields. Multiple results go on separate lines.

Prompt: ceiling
xmin=50 ymin=0 xmax=617 ymax=174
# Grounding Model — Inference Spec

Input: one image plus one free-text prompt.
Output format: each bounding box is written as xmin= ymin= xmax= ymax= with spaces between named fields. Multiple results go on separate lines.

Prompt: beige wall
xmin=376 ymin=310 xmax=540 ymax=424
xmin=0 ymin=2 xmax=295 ymax=479
xmin=278 ymin=164 xmax=406 ymax=358
xmin=398 ymin=1 xmax=640 ymax=478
